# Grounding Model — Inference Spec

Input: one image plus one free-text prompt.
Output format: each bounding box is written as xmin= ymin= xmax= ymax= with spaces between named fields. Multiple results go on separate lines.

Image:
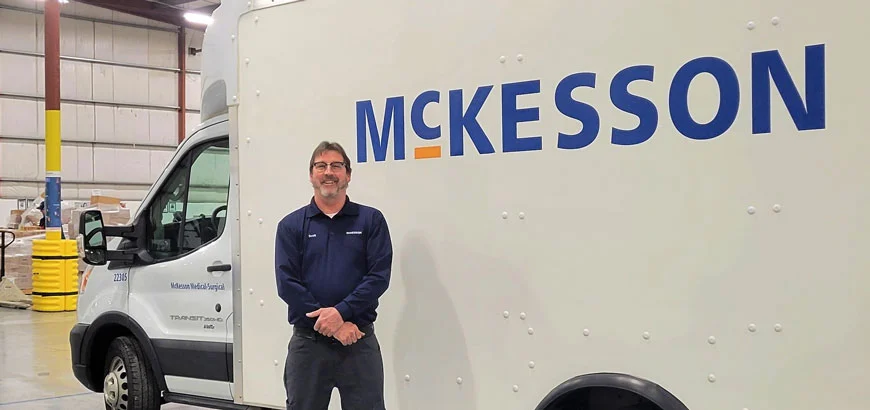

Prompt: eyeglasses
xmin=312 ymin=161 xmax=346 ymax=172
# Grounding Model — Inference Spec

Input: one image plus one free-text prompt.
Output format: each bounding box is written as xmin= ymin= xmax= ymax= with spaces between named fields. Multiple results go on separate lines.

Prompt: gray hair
xmin=309 ymin=141 xmax=352 ymax=174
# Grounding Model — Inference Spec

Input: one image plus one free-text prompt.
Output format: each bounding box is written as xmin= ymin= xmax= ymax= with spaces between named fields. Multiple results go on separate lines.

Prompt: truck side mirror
xmin=79 ymin=210 xmax=107 ymax=266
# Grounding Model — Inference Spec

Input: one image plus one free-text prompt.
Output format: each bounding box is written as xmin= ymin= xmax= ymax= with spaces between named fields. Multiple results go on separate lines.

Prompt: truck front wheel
xmin=102 ymin=336 xmax=161 ymax=410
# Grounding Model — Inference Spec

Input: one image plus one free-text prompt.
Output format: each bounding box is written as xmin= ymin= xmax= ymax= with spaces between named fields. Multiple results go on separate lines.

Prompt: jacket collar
xmin=306 ymin=195 xmax=359 ymax=218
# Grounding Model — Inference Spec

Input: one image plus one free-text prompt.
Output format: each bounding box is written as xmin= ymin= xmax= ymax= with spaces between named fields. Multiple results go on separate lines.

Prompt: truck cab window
xmin=145 ymin=138 xmax=230 ymax=261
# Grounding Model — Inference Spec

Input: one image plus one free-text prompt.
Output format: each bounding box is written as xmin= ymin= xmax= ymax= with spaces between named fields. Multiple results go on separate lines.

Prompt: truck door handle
xmin=207 ymin=264 xmax=231 ymax=272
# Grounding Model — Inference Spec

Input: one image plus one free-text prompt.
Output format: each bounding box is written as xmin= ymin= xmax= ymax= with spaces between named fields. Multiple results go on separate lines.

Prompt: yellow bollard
xmin=31 ymin=237 xmax=78 ymax=312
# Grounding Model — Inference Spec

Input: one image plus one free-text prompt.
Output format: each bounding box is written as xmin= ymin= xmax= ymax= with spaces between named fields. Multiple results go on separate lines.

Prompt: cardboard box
xmin=67 ymin=207 xmax=131 ymax=240
xmin=90 ymin=195 xmax=121 ymax=207
xmin=1 ymin=232 xmax=42 ymax=292
xmin=7 ymin=210 xmax=23 ymax=229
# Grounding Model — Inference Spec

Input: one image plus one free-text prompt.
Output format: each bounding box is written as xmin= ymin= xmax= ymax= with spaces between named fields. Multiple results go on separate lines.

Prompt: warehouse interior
xmin=1 ymin=1 xmax=854 ymax=410
xmin=1 ymin=0 xmax=217 ymax=408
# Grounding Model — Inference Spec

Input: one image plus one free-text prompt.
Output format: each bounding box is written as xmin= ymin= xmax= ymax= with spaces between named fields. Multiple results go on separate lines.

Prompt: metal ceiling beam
xmin=72 ymin=0 xmax=210 ymax=30
xmin=193 ymin=4 xmax=219 ymax=14
xmin=157 ymin=0 xmax=201 ymax=5
xmin=0 ymin=3 xmax=179 ymax=33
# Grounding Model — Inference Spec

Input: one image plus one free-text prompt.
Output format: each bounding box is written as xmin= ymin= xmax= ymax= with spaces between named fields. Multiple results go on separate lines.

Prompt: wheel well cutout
xmin=88 ymin=324 xmax=132 ymax=391
xmin=544 ymin=386 xmax=666 ymax=410
xmin=536 ymin=373 xmax=689 ymax=410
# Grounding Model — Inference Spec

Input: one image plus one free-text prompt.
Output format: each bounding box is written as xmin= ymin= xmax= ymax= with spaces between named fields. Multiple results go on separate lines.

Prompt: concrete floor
xmin=0 ymin=308 xmax=204 ymax=409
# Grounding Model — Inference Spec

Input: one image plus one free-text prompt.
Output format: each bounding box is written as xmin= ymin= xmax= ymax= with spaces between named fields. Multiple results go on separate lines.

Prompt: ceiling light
xmin=183 ymin=12 xmax=213 ymax=25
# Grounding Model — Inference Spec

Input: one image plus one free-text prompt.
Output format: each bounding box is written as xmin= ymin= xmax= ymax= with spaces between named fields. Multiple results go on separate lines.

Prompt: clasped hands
xmin=306 ymin=307 xmax=365 ymax=346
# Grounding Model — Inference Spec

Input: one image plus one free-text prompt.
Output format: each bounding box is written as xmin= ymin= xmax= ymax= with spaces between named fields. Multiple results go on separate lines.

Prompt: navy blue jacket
xmin=274 ymin=197 xmax=393 ymax=329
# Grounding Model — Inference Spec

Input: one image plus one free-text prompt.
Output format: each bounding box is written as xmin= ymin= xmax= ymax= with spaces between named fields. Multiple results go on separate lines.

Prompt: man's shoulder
xmin=351 ymin=201 xmax=386 ymax=220
xmin=277 ymin=204 xmax=310 ymax=229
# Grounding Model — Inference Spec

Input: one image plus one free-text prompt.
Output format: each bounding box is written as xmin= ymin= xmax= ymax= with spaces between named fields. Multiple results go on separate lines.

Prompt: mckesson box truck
xmin=69 ymin=0 xmax=867 ymax=409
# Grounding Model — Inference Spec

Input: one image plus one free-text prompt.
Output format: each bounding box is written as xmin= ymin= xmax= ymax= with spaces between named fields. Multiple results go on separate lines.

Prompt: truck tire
xmin=102 ymin=336 xmax=161 ymax=410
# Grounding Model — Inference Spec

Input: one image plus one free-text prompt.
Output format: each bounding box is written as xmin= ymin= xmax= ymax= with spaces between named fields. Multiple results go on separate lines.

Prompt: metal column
xmin=44 ymin=0 xmax=62 ymax=239
xmin=32 ymin=0 xmax=78 ymax=313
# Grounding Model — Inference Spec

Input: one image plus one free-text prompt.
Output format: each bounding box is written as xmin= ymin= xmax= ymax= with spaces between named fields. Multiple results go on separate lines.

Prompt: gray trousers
xmin=284 ymin=324 xmax=385 ymax=410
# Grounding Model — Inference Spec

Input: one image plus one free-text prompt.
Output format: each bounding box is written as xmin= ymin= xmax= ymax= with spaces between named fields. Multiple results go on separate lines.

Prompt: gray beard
xmin=314 ymin=181 xmax=347 ymax=197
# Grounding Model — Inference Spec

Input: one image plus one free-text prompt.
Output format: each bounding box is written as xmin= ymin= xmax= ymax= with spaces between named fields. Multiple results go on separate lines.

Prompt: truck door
xmin=126 ymin=136 xmax=233 ymax=400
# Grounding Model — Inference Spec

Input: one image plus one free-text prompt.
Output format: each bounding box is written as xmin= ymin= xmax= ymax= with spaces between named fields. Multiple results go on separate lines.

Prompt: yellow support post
xmin=32 ymin=0 xmax=77 ymax=312
xmin=31 ymin=239 xmax=78 ymax=312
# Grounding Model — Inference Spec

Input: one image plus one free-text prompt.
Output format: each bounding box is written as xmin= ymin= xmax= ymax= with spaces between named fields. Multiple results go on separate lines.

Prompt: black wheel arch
xmin=80 ymin=311 xmax=168 ymax=393
xmin=535 ymin=372 xmax=689 ymax=410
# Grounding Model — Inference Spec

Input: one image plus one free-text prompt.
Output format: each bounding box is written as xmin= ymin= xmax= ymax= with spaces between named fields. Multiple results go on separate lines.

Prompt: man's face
xmin=310 ymin=150 xmax=350 ymax=199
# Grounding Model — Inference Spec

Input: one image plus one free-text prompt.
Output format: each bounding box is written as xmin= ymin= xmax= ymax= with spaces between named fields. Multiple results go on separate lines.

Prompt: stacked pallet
xmin=67 ymin=195 xmax=132 ymax=239
xmin=1 ymin=230 xmax=46 ymax=293
xmin=2 ymin=195 xmax=133 ymax=293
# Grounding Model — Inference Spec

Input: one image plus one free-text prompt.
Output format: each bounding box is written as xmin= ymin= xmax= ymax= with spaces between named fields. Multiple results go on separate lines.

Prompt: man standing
xmin=275 ymin=141 xmax=393 ymax=410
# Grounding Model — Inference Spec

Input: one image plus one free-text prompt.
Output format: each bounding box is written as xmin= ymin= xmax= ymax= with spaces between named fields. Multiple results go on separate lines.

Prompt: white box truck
xmin=69 ymin=0 xmax=868 ymax=409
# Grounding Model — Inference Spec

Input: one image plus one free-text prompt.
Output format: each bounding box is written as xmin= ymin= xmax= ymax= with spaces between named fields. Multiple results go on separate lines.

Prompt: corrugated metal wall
xmin=0 ymin=0 xmax=204 ymax=204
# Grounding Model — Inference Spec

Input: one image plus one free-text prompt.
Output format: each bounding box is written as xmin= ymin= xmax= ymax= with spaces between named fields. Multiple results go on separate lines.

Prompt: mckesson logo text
xmin=356 ymin=44 xmax=825 ymax=163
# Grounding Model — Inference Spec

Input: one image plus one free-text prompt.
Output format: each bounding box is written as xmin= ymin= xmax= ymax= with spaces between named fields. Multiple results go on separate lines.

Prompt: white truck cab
xmin=71 ymin=112 xmax=238 ymax=408
xmin=70 ymin=0 xmax=870 ymax=409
